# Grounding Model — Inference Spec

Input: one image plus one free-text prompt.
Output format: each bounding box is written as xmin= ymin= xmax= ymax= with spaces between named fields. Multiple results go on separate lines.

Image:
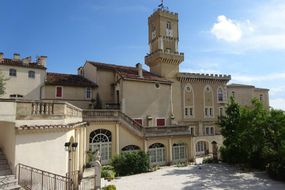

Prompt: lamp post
xmin=65 ymin=142 xmax=78 ymax=190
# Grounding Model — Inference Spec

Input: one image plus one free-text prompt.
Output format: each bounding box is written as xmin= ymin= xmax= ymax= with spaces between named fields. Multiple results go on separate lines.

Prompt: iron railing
xmin=18 ymin=164 xmax=70 ymax=190
xmin=66 ymin=170 xmax=81 ymax=190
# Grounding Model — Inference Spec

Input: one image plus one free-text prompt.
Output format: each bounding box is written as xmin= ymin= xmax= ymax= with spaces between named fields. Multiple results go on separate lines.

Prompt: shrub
xmin=267 ymin=162 xmax=285 ymax=181
xmin=111 ymin=151 xmax=150 ymax=176
xmin=102 ymin=185 xmax=116 ymax=190
xmin=203 ymin=157 xmax=218 ymax=164
xmin=101 ymin=165 xmax=116 ymax=180
xmin=101 ymin=169 xmax=116 ymax=180
xmin=175 ymin=161 xmax=188 ymax=167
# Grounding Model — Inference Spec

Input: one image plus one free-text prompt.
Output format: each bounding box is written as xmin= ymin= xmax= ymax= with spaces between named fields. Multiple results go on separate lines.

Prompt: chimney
xmin=0 ymin=52 xmax=3 ymax=61
xmin=22 ymin=56 xmax=32 ymax=65
xmin=78 ymin=67 xmax=84 ymax=76
xmin=136 ymin=63 xmax=143 ymax=78
xmin=13 ymin=53 xmax=20 ymax=61
xmin=37 ymin=56 xmax=47 ymax=67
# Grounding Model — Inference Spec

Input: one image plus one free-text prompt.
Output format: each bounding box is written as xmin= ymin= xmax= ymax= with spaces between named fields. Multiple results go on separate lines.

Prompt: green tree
xmin=219 ymin=97 xmax=285 ymax=181
xmin=0 ymin=72 xmax=6 ymax=95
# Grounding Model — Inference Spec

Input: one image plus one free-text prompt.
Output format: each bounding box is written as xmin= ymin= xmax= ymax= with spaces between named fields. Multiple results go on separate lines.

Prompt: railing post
xmin=42 ymin=170 xmax=44 ymax=190
xmin=30 ymin=166 xmax=33 ymax=189
xmin=54 ymin=175 xmax=56 ymax=190
xmin=18 ymin=164 xmax=21 ymax=187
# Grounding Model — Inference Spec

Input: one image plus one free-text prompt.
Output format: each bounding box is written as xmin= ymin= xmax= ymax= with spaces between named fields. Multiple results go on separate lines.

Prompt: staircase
xmin=0 ymin=149 xmax=20 ymax=190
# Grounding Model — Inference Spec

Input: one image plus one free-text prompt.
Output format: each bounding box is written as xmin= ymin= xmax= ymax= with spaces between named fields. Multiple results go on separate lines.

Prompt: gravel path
xmin=102 ymin=164 xmax=285 ymax=190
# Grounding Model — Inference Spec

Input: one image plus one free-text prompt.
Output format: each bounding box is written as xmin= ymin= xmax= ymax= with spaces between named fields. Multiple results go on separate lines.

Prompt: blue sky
xmin=1 ymin=0 xmax=285 ymax=110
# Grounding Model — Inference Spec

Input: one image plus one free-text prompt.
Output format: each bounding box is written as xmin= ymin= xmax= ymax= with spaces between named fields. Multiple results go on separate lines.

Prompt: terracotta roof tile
xmin=0 ymin=58 xmax=46 ymax=69
xmin=87 ymin=61 xmax=172 ymax=84
xmin=46 ymin=72 xmax=97 ymax=87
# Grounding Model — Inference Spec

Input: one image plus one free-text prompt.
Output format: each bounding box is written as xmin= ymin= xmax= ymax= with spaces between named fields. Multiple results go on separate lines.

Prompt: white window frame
xmin=204 ymin=106 xmax=214 ymax=118
xmin=148 ymin=144 xmax=166 ymax=165
xmin=85 ymin=87 xmax=92 ymax=100
xmin=204 ymin=85 xmax=214 ymax=118
xmin=217 ymin=87 xmax=224 ymax=103
xmin=55 ymin=86 xmax=63 ymax=98
xmin=184 ymin=84 xmax=195 ymax=119
xmin=196 ymin=141 xmax=207 ymax=155
xmin=172 ymin=143 xmax=187 ymax=162
xmin=184 ymin=106 xmax=194 ymax=118
xmin=155 ymin=117 xmax=166 ymax=127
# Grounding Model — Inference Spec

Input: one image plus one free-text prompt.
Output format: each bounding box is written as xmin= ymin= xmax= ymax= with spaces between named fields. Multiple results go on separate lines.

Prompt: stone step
xmin=0 ymin=154 xmax=6 ymax=160
xmin=0 ymin=164 xmax=10 ymax=170
xmin=1 ymin=184 xmax=21 ymax=190
xmin=0 ymin=175 xmax=16 ymax=181
xmin=0 ymin=169 xmax=12 ymax=176
xmin=0 ymin=179 xmax=18 ymax=188
xmin=0 ymin=159 xmax=8 ymax=165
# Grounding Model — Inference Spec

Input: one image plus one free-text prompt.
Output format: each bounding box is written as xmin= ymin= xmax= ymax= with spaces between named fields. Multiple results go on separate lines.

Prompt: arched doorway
xmin=211 ymin=141 xmax=218 ymax=160
xmin=89 ymin=129 xmax=112 ymax=164
xmin=148 ymin=143 xmax=166 ymax=165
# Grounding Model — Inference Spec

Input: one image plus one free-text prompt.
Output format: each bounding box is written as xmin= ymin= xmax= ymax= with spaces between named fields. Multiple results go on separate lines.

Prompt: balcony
xmin=83 ymin=110 xmax=194 ymax=137
xmin=144 ymin=125 xmax=193 ymax=137
xmin=0 ymin=99 xmax=83 ymax=126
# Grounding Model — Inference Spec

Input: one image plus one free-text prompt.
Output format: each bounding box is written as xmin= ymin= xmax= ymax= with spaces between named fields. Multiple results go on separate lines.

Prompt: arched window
xmin=148 ymin=143 xmax=165 ymax=165
xmin=184 ymin=84 xmax=194 ymax=118
xmin=196 ymin=141 xmax=209 ymax=156
xmin=89 ymin=129 xmax=112 ymax=164
xmin=121 ymin=145 xmax=140 ymax=153
xmin=217 ymin=87 xmax=224 ymax=102
xmin=172 ymin=143 xmax=187 ymax=161
xmin=204 ymin=85 xmax=214 ymax=118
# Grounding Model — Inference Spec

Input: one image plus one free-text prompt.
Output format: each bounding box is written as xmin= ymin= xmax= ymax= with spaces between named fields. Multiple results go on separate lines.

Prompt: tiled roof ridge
xmin=0 ymin=58 xmax=46 ymax=69
xmin=88 ymin=60 xmax=172 ymax=83
xmin=47 ymin=72 xmax=80 ymax=76
xmin=88 ymin=60 xmax=153 ymax=74
xmin=46 ymin=72 xmax=97 ymax=87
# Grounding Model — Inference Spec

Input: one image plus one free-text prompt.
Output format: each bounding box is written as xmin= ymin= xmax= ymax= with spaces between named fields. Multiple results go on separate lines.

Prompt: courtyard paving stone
xmin=103 ymin=164 xmax=285 ymax=190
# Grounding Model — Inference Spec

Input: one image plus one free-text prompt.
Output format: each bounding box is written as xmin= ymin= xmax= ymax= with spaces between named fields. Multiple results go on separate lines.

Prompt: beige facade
xmin=227 ymin=84 xmax=269 ymax=108
xmin=0 ymin=64 xmax=46 ymax=100
xmin=0 ymin=100 xmax=86 ymax=175
xmin=0 ymin=5 xmax=270 ymax=181
xmin=42 ymin=85 xmax=97 ymax=109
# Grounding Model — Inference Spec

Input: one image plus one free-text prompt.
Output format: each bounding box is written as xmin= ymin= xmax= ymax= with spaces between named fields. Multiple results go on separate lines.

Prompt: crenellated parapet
xmin=151 ymin=7 xmax=178 ymax=19
xmin=177 ymin=72 xmax=231 ymax=82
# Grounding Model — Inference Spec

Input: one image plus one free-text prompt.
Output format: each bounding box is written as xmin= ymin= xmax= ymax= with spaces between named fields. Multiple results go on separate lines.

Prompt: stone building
xmin=0 ymin=5 xmax=269 ymax=184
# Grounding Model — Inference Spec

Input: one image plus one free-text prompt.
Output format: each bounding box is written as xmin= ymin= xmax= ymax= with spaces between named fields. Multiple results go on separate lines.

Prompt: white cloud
xmin=232 ymin=72 xmax=285 ymax=83
xmin=270 ymin=98 xmax=285 ymax=110
xmin=211 ymin=15 xmax=242 ymax=42
xmin=209 ymin=0 xmax=285 ymax=51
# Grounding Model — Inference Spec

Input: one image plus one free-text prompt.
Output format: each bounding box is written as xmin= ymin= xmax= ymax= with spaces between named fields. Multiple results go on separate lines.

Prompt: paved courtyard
xmin=102 ymin=164 xmax=285 ymax=190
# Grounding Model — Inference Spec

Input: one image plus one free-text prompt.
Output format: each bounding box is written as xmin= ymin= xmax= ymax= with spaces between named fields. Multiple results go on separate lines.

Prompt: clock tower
xmin=145 ymin=5 xmax=184 ymax=79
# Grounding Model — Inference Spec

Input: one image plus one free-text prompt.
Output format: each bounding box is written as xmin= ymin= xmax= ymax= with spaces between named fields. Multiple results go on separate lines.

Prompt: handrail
xmin=83 ymin=110 xmax=144 ymax=134
xmin=18 ymin=163 xmax=70 ymax=190
xmin=83 ymin=110 xmax=193 ymax=137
